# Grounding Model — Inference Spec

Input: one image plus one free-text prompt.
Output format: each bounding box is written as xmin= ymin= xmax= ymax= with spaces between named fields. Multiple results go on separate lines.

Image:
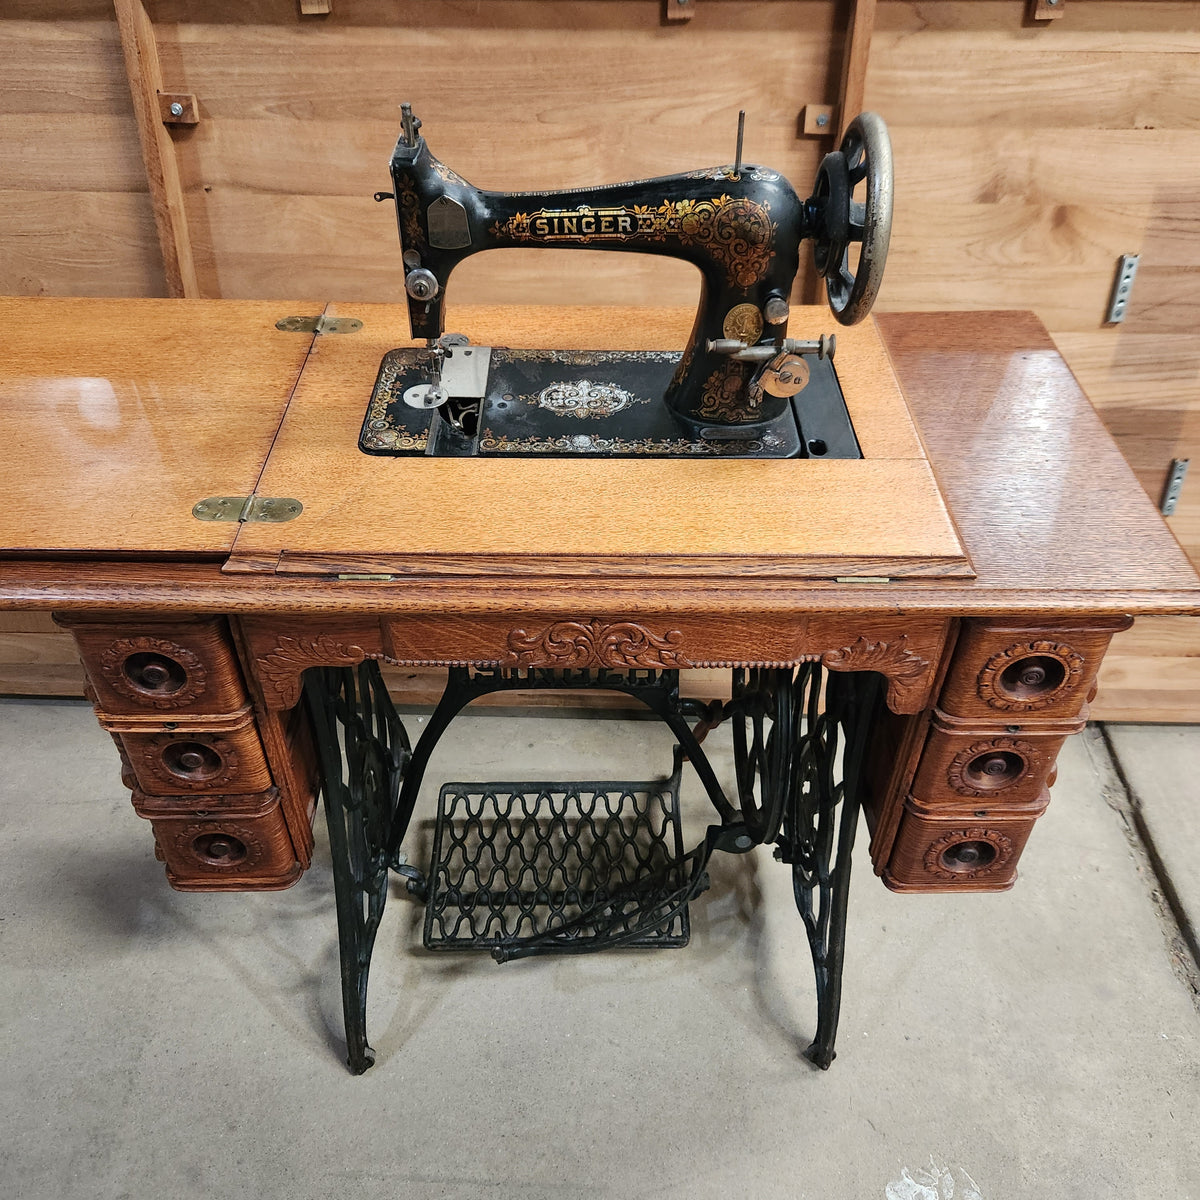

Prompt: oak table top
xmin=0 ymin=298 xmax=1196 ymax=619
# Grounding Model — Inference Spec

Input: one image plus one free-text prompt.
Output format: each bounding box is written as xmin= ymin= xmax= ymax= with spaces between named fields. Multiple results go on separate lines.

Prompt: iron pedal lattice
xmin=424 ymin=761 xmax=693 ymax=957
xmin=300 ymin=659 xmax=882 ymax=1074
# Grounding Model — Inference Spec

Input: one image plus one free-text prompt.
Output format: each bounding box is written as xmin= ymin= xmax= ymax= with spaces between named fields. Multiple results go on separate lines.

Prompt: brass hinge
xmin=275 ymin=314 xmax=362 ymax=335
xmin=192 ymin=496 xmax=304 ymax=523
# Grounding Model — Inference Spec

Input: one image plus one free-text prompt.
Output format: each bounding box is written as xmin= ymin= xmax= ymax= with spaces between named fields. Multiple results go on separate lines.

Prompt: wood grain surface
xmin=0 ymin=304 xmax=1195 ymax=624
xmin=113 ymin=0 xmax=198 ymax=297
xmin=875 ymin=310 xmax=1200 ymax=602
xmin=228 ymin=303 xmax=967 ymax=579
xmin=0 ymin=297 xmax=316 ymax=554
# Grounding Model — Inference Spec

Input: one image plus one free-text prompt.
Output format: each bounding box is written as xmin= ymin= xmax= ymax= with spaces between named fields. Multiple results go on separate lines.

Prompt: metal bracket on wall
xmin=192 ymin=496 xmax=304 ymax=523
xmin=1105 ymin=254 xmax=1140 ymax=324
xmin=158 ymin=92 xmax=199 ymax=126
xmin=1161 ymin=459 xmax=1190 ymax=516
xmin=275 ymin=315 xmax=363 ymax=335
xmin=664 ymin=0 xmax=695 ymax=21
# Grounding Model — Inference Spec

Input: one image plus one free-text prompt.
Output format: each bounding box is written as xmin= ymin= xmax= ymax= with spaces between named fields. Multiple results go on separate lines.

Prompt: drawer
xmin=911 ymin=710 xmax=1083 ymax=808
xmin=939 ymin=620 xmax=1129 ymax=722
xmin=882 ymin=791 xmax=1049 ymax=893
xmin=60 ymin=617 xmax=248 ymax=717
xmin=131 ymin=784 xmax=280 ymax=820
xmin=119 ymin=717 xmax=272 ymax=796
xmin=147 ymin=795 xmax=300 ymax=891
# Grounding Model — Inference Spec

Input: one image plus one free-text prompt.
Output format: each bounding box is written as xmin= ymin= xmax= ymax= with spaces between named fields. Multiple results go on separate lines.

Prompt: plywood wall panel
xmin=0 ymin=13 xmax=163 ymax=296
xmin=157 ymin=0 xmax=835 ymax=303
xmin=0 ymin=191 xmax=166 ymax=297
xmin=878 ymin=0 xmax=1200 ymax=37
xmin=1093 ymin=615 xmax=1200 ymax=723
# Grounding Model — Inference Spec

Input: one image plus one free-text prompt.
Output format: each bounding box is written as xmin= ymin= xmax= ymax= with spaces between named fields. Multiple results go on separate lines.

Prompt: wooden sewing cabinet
xmin=2 ymin=297 xmax=1196 ymax=1067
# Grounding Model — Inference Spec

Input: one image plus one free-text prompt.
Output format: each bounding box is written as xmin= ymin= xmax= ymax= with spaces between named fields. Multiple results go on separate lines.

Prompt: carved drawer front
xmin=910 ymin=710 xmax=1083 ymax=810
xmin=939 ymin=620 xmax=1128 ymax=723
xmin=146 ymin=792 xmax=300 ymax=891
xmin=118 ymin=718 xmax=272 ymax=797
xmin=64 ymin=618 xmax=248 ymax=717
xmin=883 ymin=790 xmax=1050 ymax=893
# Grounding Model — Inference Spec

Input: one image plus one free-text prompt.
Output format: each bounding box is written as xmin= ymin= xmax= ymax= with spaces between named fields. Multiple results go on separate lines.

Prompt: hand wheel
xmin=809 ymin=112 xmax=894 ymax=326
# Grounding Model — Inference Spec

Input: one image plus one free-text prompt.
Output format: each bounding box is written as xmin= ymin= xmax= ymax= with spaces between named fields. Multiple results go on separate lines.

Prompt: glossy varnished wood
xmin=226 ymin=303 xmax=969 ymax=580
xmin=1 ymin=309 xmax=1195 ymax=618
xmin=875 ymin=311 xmax=1200 ymax=603
xmin=0 ymin=301 xmax=1196 ymax=897
xmin=0 ymin=297 xmax=316 ymax=555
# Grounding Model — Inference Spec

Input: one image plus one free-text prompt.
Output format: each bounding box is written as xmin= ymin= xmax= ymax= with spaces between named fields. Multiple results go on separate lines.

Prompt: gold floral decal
xmin=698 ymin=358 xmax=754 ymax=422
xmin=362 ymin=350 xmax=432 ymax=451
xmin=490 ymin=195 xmax=776 ymax=289
xmin=398 ymin=178 xmax=426 ymax=255
xmin=478 ymin=430 xmax=765 ymax=455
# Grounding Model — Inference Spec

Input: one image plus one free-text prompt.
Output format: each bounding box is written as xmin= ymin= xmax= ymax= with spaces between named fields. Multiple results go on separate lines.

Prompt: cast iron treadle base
xmin=302 ymin=660 xmax=882 ymax=1075
xmin=303 ymin=663 xmax=412 ymax=1076
xmin=423 ymin=764 xmax=691 ymax=956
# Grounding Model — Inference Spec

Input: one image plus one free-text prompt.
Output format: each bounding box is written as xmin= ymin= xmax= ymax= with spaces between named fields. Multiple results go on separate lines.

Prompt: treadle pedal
xmin=423 ymin=778 xmax=690 ymax=953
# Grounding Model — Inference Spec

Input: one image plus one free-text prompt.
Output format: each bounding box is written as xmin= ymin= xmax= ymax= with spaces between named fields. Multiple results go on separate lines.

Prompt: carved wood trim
xmin=976 ymin=639 xmax=1086 ymax=712
xmin=256 ymin=634 xmax=369 ymax=709
xmin=821 ymin=634 xmax=931 ymax=713
xmin=945 ymin=736 xmax=1038 ymax=798
xmin=98 ymin=636 xmax=208 ymax=709
xmin=500 ymin=619 xmax=693 ymax=669
xmin=922 ymin=827 xmax=1015 ymax=882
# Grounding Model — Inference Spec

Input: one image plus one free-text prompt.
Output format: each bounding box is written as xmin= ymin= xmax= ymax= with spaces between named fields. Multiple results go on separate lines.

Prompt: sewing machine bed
xmin=219 ymin=303 xmax=971 ymax=580
xmin=360 ymin=346 xmax=858 ymax=460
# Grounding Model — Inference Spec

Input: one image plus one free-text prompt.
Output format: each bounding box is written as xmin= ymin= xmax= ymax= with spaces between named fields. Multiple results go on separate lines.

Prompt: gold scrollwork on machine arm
xmin=489 ymin=195 xmax=776 ymax=290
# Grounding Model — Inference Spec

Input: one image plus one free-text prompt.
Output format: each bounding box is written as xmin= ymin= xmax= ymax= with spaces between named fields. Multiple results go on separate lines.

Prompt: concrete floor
xmin=1 ymin=698 xmax=1198 ymax=1200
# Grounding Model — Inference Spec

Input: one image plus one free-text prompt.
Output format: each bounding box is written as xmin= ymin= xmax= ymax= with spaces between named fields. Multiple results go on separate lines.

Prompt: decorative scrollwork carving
xmin=923 ymin=828 xmax=1014 ymax=882
xmin=502 ymin=619 xmax=693 ymax=669
xmin=143 ymin=735 xmax=239 ymax=792
xmin=257 ymin=635 xmax=368 ymax=709
xmin=977 ymin=640 xmax=1085 ymax=711
xmin=821 ymin=635 xmax=931 ymax=713
xmin=99 ymin=637 xmax=208 ymax=709
xmin=168 ymin=821 xmax=264 ymax=872
xmin=946 ymin=737 xmax=1037 ymax=797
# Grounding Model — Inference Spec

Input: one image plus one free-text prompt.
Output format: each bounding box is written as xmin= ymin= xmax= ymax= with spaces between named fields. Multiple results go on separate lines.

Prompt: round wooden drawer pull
xmin=124 ymin=651 xmax=188 ymax=696
xmin=163 ymin=741 xmax=224 ymax=782
xmin=998 ymin=654 xmax=1066 ymax=701
xmin=940 ymin=839 xmax=997 ymax=872
xmin=965 ymin=750 xmax=1025 ymax=789
xmin=193 ymin=833 xmax=248 ymax=866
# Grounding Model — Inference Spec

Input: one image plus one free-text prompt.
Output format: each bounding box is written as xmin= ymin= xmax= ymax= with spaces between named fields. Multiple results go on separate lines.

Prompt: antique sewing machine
xmin=363 ymin=104 xmax=892 ymax=459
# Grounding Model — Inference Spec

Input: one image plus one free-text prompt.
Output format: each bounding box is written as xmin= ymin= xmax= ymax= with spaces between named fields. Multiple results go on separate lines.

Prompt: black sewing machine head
xmin=363 ymin=105 xmax=893 ymax=460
